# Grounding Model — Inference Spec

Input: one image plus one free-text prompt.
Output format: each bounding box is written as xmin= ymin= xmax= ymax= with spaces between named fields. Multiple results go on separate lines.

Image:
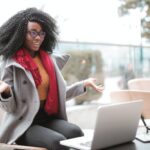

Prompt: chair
xmin=128 ymin=78 xmax=150 ymax=133
xmin=0 ymin=108 xmax=47 ymax=150
xmin=110 ymin=90 xmax=150 ymax=133
xmin=128 ymin=78 xmax=150 ymax=91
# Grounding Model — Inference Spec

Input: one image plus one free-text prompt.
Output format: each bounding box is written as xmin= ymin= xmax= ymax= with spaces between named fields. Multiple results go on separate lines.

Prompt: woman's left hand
xmin=83 ymin=78 xmax=104 ymax=93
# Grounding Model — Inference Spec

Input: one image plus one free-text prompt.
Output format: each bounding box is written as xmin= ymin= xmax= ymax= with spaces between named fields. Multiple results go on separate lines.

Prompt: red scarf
xmin=13 ymin=48 xmax=59 ymax=115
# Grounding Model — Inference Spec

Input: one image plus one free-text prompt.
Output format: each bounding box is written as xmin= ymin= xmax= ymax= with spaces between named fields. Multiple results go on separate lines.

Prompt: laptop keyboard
xmin=80 ymin=141 xmax=92 ymax=147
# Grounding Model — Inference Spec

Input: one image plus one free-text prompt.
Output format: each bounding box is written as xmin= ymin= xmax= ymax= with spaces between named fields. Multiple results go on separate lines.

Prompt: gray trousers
xmin=16 ymin=109 xmax=84 ymax=150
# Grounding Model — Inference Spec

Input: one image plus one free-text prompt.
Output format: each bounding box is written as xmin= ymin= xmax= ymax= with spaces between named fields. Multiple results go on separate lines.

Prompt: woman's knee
xmin=66 ymin=124 xmax=84 ymax=139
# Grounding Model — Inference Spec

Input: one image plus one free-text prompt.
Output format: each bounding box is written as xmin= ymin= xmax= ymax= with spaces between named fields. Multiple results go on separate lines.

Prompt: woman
xmin=0 ymin=8 xmax=103 ymax=150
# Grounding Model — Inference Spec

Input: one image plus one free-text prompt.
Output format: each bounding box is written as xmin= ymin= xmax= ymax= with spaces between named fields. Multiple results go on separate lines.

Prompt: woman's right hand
xmin=0 ymin=80 xmax=11 ymax=95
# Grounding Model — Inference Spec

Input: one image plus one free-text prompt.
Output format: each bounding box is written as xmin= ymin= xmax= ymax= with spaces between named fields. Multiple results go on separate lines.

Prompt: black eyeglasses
xmin=27 ymin=30 xmax=46 ymax=39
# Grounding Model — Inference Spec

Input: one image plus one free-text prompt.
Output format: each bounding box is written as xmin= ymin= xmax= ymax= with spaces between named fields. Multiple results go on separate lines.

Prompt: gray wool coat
xmin=0 ymin=53 xmax=86 ymax=144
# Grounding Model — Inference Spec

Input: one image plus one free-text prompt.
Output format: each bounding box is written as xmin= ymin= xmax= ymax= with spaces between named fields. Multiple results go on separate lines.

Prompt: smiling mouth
xmin=33 ymin=42 xmax=40 ymax=47
xmin=33 ymin=42 xmax=40 ymax=45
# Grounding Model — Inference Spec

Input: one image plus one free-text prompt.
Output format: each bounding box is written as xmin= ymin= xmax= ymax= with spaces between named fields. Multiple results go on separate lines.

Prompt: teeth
xmin=34 ymin=43 xmax=40 ymax=46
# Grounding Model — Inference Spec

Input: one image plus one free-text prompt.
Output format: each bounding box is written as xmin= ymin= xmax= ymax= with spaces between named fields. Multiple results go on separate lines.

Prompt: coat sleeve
xmin=0 ymin=65 xmax=16 ymax=113
xmin=66 ymin=81 xmax=87 ymax=100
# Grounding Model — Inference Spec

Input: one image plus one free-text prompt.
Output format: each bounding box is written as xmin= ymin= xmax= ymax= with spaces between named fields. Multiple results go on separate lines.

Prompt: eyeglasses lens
xmin=29 ymin=31 xmax=46 ymax=39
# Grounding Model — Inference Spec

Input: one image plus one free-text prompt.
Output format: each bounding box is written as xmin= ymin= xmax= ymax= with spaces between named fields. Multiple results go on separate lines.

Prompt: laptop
xmin=60 ymin=100 xmax=143 ymax=150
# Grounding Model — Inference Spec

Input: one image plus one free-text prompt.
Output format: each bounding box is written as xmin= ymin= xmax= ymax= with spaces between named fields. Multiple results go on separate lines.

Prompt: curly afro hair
xmin=0 ymin=7 xmax=58 ymax=59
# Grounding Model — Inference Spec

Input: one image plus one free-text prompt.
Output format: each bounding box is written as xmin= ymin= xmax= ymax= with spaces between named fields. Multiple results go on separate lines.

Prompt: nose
xmin=35 ymin=35 xmax=41 ymax=40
